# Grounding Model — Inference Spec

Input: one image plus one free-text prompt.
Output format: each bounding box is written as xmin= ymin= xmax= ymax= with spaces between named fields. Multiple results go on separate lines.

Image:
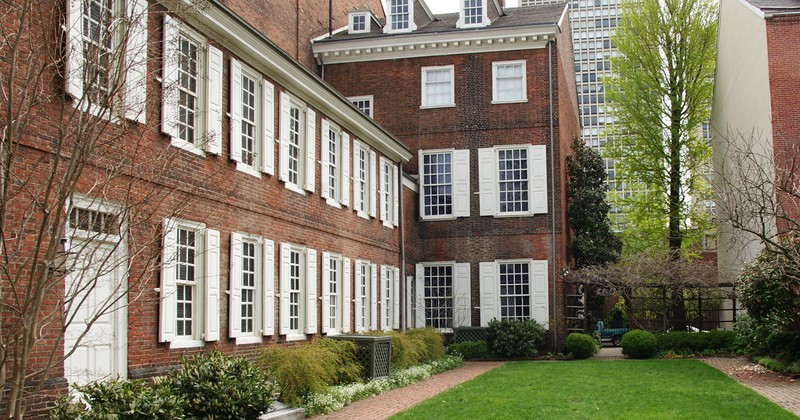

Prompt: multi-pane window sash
xmin=176 ymin=35 xmax=200 ymax=144
xmin=422 ymin=66 xmax=454 ymax=107
xmin=422 ymin=152 xmax=452 ymax=217
xmin=175 ymin=227 xmax=196 ymax=337
xmin=494 ymin=61 xmax=526 ymax=103
xmin=279 ymin=92 xmax=315 ymax=193
xmin=240 ymin=240 xmax=256 ymax=334
xmin=499 ymin=262 xmax=531 ymax=321
xmin=289 ymin=249 xmax=301 ymax=332
xmin=349 ymin=96 xmax=373 ymax=117
xmin=288 ymin=106 xmax=302 ymax=186
xmin=328 ymin=257 xmax=339 ymax=331
xmin=81 ymin=0 xmax=114 ymax=106
xmin=358 ymin=263 xmax=369 ymax=330
xmin=463 ymin=0 xmax=483 ymax=25
xmin=423 ymin=265 xmax=453 ymax=329
xmin=351 ymin=14 xmax=366 ymax=32
xmin=327 ymin=128 xmax=338 ymax=199
xmin=498 ymin=148 xmax=530 ymax=213
xmin=240 ymin=73 xmax=258 ymax=167
xmin=390 ymin=0 xmax=410 ymax=30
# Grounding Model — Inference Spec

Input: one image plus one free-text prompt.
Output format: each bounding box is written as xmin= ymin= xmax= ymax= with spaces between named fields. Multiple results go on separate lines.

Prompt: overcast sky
xmin=427 ymin=0 xmax=520 ymax=14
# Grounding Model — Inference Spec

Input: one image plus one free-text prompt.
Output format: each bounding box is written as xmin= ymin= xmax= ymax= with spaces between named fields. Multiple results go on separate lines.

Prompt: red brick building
xmin=314 ymin=0 xmax=578 ymax=338
xmin=0 ymin=0 xmax=577 ymax=415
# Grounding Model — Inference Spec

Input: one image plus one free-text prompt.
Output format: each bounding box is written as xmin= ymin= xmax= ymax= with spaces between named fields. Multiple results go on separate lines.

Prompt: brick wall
xmin=766 ymin=16 xmax=800 ymax=234
xmin=324 ymin=37 xmax=579 ymax=338
xmin=222 ymin=0 xmax=385 ymax=72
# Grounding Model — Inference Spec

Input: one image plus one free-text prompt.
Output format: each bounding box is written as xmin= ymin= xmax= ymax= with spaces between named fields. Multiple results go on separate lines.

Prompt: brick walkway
xmin=703 ymin=357 xmax=800 ymax=417
xmin=317 ymin=361 xmax=504 ymax=420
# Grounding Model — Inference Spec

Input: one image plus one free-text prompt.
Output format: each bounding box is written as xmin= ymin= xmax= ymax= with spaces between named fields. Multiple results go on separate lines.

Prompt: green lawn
xmin=391 ymin=360 xmax=796 ymax=419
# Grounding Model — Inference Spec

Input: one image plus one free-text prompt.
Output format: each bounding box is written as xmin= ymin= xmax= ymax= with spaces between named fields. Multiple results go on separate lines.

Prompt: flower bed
xmin=302 ymin=355 xmax=463 ymax=416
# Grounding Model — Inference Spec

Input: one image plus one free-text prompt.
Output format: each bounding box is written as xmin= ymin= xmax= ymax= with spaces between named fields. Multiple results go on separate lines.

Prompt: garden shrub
xmin=486 ymin=318 xmax=546 ymax=358
xmin=565 ymin=333 xmax=599 ymax=359
xmin=258 ymin=339 xmax=357 ymax=406
xmin=50 ymin=378 xmax=184 ymax=419
xmin=756 ymin=357 xmax=800 ymax=375
xmin=734 ymin=313 xmax=775 ymax=355
xmin=405 ymin=328 xmax=445 ymax=362
xmin=621 ymin=329 xmax=657 ymax=359
xmin=316 ymin=338 xmax=363 ymax=384
xmin=169 ymin=350 xmax=277 ymax=419
xmin=447 ymin=340 xmax=490 ymax=359
xmin=374 ymin=330 xmax=425 ymax=369
xmin=655 ymin=330 xmax=736 ymax=355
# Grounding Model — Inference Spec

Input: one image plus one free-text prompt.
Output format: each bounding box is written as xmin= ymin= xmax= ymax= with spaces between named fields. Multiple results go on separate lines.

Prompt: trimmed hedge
xmin=447 ymin=340 xmax=490 ymax=360
xmin=621 ymin=330 xmax=657 ymax=359
xmin=655 ymin=330 xmax=736 ymax=354
xmin=565 ymin=333 xmax=600 ymax=359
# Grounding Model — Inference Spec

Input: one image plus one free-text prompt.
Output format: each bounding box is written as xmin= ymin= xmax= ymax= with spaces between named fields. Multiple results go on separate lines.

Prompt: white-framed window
xmin=349 ymin=95 xmax=374 ymax=118
xmin=353 ymin=140 xmax=377 ymax=219
xmin=478 ymin=145 xmax=548 ymax=217
xmin=419 ymin=150 xmax=470 ymax=220
xmin=479 ymin=259 xmax=548 ymax=328
xmin=322 ymin=253 xmax=352 ymax=335
xmin=492 ymin=61 xmax=527 ymax=103
xmin=229 ymin=233 xmax=275 ymax=343
xmin=381 ymin=265 xmax=400 ymax=331
xmin=385 ymin=0 xmax=415 ymax=33
xmin=279 ymin=92 xmax=316 ymax=194
xmin=159 ymin=219 xmax=220 ymax=348
xmin=421 ymin=66 xmax=455 ymax=108
xmin=458 ymin=0 xmax=488 ymax=28
xmin=379 ymin=157 xmax=399 ymax=228
xmin=321 ymin=120 xmax=351 ymax=207
xmin=230 ymin=59 xmax=275 ymax=177
xmin=279 ymin=243 xmax=317 ymax=340
xmin=161 ymin=16 xmax=223 ymax=156
xmin=65 ymin=0 xmax=147 ymax=122
xmin=349 ymin=12 xmax=370 ymax=34
xmin=354 ymin=260 xmax=377 ymax=332
xmin=414 ymin=263 xmax=471 ymax=331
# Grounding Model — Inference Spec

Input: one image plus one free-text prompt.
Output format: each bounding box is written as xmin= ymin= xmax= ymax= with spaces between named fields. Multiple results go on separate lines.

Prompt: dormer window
xmin=458 ymin=0 xmax=489 ymax=28
xmin=385 ymin=0 xmax=416 ymax=33
xmin=349 ymin=12 xmax=370 ymax=34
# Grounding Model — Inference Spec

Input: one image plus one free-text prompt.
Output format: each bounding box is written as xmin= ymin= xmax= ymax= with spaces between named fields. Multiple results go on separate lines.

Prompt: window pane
xmin=422 ymin=152 xmax=453 ymax=216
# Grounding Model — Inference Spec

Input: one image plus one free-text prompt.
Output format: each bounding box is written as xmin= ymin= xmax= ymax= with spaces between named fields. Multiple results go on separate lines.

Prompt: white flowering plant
xmin=301 ymin=355 xmax=463 ymax=416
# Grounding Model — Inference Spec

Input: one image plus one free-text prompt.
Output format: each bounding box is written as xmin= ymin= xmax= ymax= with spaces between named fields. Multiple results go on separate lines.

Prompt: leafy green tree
xmin=566 ymin=137 xmax=622 ymax=267
xmin=604 ymin=0 xmax=717 ymax=254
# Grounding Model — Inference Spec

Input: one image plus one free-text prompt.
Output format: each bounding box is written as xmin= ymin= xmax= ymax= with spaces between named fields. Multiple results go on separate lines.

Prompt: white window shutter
xmin=65 ymin=0 xmax=84 ymax=99
xmin=369 ymin=150 xmax=377 ymax=218
xmin=229 ymin=232 xmax=243 ymax=338
xmin=531 ymin=260 xmax=549 ymax=328
xmin=306 ymin=248 xmax=318 ymax=334
xmin=454 ymin=263 xmax=471 ymax=327
xmin=341 ymin=133 xmax=351 ymax=207
xmin=160 ymin=15 xmax=179 ymax=139
xmin=305 ymin=109 xmax=316 ymax=192
xmin=352 ymin=140 xmax=363 ymax=211
xmin=342 ymin=257 xmax=351 ymax=333
xmin=279 ymin=243 xmax=291 ymax=334
xmin=379 ymin=157 xmax=387 ymax=223
xmin=124 ymin=0 xmax=148 ymax=123
xmin=479 ymin=262 xmax=498 ymax=327
xmin=263 ymin=239 xmax=275 ymax=336
xmin=392 ymin=164 xmax=399 ymax=226
xmin=478 ymin=148 xmax=497 ymax=216
xmin=205 ymin=228 xmax=221 ymax=341
xmin=279 ymin=92 xmax=290 ymax=182
xmin=454 ymin=150 xmax=471 ymax=217
xmin=415 ymin=264 xmax=425 ymax=328
xmin=320 ymin=120 xmax=331 ymax=200
xmin=392 ymin=267 xmax=400 ymax=330
xmin=206 ymin=44 xmax=223 ymax=155
xmin=159 ymin=219 xmax=178 ymax=342
xmin=229 ymin=59 xmax=243 ymax=163
xmin=530 ymin=145 xmax=548 ymax=214
xmin=370 ymin=263 xmax=378 ymax=330
xmin=321 ymin=252 xmax=331 ymax=334
xmin=354 ymin=262 xmax=364 ymax=332
xmin=262 ymin=80 xmax=275 ymax=175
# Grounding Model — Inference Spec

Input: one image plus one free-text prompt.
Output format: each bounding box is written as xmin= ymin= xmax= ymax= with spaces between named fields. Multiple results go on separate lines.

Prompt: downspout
xmin=548 ymin=40 xmax=558 ymax=350
xmin=399 ymin=164 xmax=407 ymax=330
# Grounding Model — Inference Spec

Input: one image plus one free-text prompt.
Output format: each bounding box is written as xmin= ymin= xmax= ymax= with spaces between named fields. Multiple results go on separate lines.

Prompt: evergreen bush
xmin=486 ymin=319 xmax=546 ymax=358
xmin=621 ymin=329 xmax=657 ymax=359
xmin=565 ymin=333 xmax=600 ymax=359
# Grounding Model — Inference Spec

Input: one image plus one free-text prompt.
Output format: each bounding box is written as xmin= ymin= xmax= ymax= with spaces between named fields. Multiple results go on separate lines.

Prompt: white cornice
xmin=313 ymin=26 xmax=558 ymax=65
xmin=170 ymin=0 xmax=412 ymax=162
